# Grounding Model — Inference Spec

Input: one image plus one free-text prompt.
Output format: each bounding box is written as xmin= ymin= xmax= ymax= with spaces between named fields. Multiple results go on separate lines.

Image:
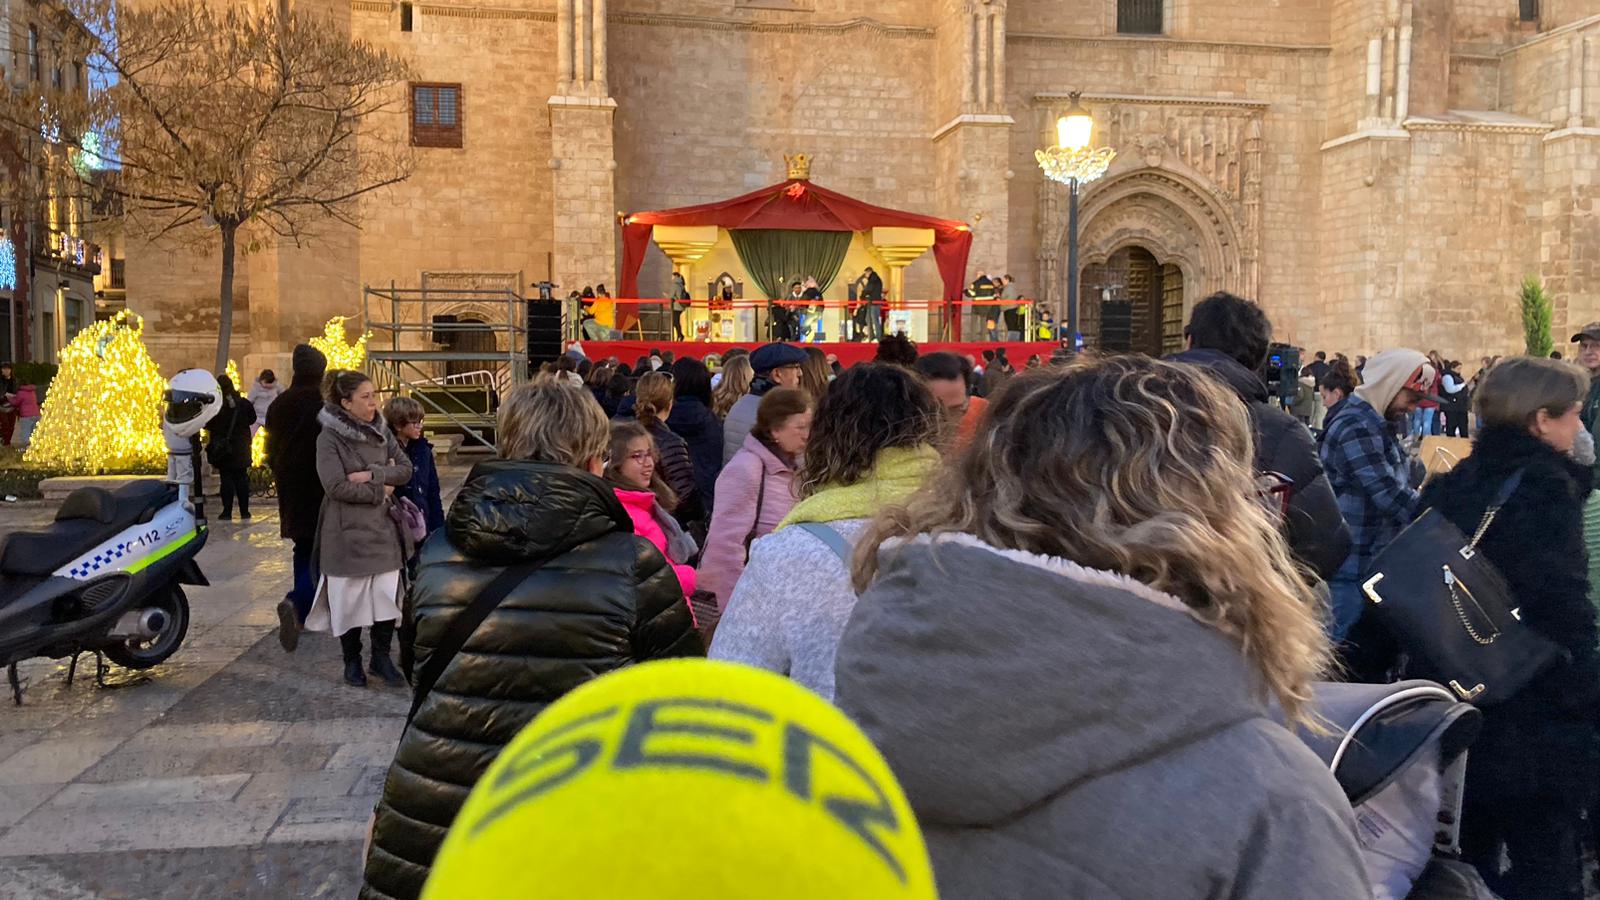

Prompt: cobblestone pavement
xmin=0 ymin=472 xmax=467 ymax=899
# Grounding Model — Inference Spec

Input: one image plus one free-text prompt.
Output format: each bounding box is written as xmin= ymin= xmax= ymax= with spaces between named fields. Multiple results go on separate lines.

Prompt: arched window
xmin=1117 ymin=0 xmax=1163 ymax=35
xmin=27 ymin=26 xmax=39 ymax=82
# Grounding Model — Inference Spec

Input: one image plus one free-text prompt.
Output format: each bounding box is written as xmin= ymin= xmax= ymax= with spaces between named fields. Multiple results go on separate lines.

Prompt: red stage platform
xmin=577 ymin=339 xmax=1057 ymax=368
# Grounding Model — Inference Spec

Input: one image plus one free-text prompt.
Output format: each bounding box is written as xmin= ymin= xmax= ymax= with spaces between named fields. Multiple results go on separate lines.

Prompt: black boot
xmin=339 ymin=629 xmax=367 ymax=687
xmin=368 ymin=621 xmax=406 ymax=688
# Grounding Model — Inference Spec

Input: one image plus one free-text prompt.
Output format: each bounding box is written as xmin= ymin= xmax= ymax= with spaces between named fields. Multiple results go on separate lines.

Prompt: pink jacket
xmin=696 ymin=434 xmax=798 ymax=609
xmin=12 ymin=385 xmax=39 ymax=418
xmin=613 ymin=487 xmax=696 ymax=597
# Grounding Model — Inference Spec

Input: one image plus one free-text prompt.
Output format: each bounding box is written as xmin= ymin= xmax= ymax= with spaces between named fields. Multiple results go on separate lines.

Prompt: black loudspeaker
xmin=527 ymin=300 xmax=563 ymax=369
xmin=1099 ymin=301 xmax=1133 ymax=353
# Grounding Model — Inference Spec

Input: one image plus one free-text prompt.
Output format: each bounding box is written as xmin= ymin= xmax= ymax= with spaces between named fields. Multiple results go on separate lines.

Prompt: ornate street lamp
xmin=1036 ymin=92 xmax=1115 ymax=348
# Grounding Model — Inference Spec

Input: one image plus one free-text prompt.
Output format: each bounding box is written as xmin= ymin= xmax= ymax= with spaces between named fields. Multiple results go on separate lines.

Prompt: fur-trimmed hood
xmin=318 ymin=404 xmax=390 ymax=446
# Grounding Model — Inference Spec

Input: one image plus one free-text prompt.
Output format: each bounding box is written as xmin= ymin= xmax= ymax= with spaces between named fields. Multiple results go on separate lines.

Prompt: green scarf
xmin=777 ymin=445 xmax=940 ymax=530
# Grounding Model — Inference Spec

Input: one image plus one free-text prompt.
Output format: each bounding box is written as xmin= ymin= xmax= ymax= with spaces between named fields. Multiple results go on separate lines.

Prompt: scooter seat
xmin=0 ymin=481 xmax=175 ymax=577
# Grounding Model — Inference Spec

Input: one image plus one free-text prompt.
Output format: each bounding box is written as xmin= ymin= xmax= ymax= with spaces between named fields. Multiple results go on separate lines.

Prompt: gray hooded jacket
xmin=835 ymin=534 xmax=1371 ymax=900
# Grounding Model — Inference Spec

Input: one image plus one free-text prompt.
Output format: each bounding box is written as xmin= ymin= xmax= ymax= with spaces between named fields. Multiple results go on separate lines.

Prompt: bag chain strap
xmin=1444 ymin=566 xmax=1497 ymax=646
xmin=1467 ymin=505 xmax=1500 ymax=550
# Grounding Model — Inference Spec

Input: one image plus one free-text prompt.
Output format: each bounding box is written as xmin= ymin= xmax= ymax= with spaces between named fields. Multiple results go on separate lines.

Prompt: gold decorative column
xmin=868 ymin=227 xmax=936 ymax=339
xmin=653 ymin=225 xmax=719 ymax=340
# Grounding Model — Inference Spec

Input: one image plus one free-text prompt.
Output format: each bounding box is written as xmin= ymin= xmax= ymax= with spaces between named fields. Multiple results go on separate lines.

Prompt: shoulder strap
xmin=405 ymin=558 xmax=548 ymax=730
xmin=741 ymin=460 xmax=768 ymax=560
xmin=1468 ymin=468 xmax=1527 ymax=549
xmin=795 ymin=521 xmax=853 ymax=564
xmin=1490 ymin=468 xmax=1526 ymax=508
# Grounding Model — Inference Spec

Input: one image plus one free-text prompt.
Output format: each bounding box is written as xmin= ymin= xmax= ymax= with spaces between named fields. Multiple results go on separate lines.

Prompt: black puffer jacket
xmin=1417 ymin=426 xmax=1600 ymax=803
xmin=360 ymin=460 xmax=702 ymax=900
xmin=1168 ymin=349 xmax=1352 ymax=580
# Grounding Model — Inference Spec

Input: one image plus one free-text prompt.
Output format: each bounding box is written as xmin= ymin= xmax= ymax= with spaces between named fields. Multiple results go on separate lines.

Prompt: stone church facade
xmin=125 ymin=0 xmax=1600 ymax=370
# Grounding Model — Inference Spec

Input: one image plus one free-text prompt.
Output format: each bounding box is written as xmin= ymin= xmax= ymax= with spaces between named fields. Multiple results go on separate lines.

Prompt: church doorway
xmin=1079 ymin=247 xmax=1185 ymax=356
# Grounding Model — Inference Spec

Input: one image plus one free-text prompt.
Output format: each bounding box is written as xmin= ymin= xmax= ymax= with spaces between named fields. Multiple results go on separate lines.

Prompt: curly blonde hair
xmin=854 ymin=356 xmax=1331 ymax=725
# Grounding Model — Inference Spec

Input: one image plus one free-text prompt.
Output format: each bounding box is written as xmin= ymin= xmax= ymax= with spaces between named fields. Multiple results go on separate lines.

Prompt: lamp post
xmin=1036 ymin=92 xmax=1115 ymax=349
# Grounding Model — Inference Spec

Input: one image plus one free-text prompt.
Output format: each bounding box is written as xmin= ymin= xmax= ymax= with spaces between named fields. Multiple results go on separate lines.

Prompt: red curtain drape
xmin=618 ymin=180 xmax=972 ymax=336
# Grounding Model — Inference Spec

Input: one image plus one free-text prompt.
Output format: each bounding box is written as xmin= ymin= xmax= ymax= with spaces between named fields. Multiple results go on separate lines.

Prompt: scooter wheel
xmin=103 ymin=586 xmax=190 ymax=670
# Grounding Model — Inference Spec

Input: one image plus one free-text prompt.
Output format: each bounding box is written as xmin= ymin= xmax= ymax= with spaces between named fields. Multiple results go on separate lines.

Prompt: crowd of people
xmin=237 ymin=292 xmax=1600 ymax=900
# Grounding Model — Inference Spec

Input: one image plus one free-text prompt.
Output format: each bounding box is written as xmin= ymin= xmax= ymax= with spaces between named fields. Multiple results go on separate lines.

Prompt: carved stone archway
xmin=1051 ymin=167 xmax=1250 ymax=314
xmin=1033 ymin=96 xmax=1265 ymax=328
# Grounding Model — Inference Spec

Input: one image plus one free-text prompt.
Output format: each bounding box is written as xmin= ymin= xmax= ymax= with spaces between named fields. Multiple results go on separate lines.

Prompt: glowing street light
xmin=1036 ymin=92 xmax=1116 ymax=348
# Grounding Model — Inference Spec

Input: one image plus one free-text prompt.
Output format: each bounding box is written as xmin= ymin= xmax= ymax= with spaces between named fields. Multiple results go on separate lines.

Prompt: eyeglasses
xmin=625 ymin=450 xmax=654 ymax=464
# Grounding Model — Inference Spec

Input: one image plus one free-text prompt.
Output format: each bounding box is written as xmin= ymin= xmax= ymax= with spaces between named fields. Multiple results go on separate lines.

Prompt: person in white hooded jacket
xmin=247 ymin=370 xmax=283 ymax=436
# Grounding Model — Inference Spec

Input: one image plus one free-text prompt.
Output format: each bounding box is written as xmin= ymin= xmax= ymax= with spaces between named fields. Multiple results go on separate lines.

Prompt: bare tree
xmin=2 ymin=0 xmax=414 ymax=371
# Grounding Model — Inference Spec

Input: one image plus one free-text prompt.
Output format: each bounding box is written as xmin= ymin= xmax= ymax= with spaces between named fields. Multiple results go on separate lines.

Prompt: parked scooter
xmin=0 ymin=369 xmax=221 ymax=702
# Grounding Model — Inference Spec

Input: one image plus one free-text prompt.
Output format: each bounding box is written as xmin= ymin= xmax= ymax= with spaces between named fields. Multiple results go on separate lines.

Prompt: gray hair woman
xmin=307 ymin=370 xmax=413 ymax=688
xmin=1415 ymin=356 xmax=1598 ymax=898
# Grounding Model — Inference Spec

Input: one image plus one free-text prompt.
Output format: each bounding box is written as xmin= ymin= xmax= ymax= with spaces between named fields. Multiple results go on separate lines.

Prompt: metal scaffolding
xmin=361 ymin=283 xmax=528 ymax=452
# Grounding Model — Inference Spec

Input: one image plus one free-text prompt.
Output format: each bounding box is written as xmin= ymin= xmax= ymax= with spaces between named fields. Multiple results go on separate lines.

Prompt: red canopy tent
xmin=618 ymin=179 xmax=973 ymax=334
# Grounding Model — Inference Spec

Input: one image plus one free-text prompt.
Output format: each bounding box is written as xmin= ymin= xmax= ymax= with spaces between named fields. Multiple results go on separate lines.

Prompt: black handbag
xmin=1361 ymin=468 xmax=1569 ymax=705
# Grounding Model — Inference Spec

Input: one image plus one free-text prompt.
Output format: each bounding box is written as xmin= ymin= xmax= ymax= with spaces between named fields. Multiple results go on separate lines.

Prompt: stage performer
xmin=858 ymin=267 xmax=884 ymax=342
xmin=771 ymin=281 xmax=803 ymax=342
xmin=669 ymin=272 xmax=690 ymax=341
xmin=801 ymin=277 xmax=825 ymax=342
xmin=1000 ymin=274 xmax=1025 ymax=340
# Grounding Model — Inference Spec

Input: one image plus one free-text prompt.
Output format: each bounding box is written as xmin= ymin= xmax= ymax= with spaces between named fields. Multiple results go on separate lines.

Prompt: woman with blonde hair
xmin=633 ymin=371 xmax=703 ymax=527
xmin=834 ymin=356 xmax=1366 ymax=899
xmin=712 ymin=354 xmax=754 ymax=420
xmin=799 ymin=346 xmax=832 ymax=405
xmin=361 ymin=380 xmax=700 ymax=900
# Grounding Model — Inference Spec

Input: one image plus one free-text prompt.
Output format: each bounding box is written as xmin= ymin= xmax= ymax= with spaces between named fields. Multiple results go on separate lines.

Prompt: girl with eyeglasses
xmin=604 ymin=419 xmax=699 ymax=600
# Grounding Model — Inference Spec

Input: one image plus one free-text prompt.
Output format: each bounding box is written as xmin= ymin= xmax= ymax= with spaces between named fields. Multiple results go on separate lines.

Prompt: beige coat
xmin=314 ymin=406 xmax=414 ymax=579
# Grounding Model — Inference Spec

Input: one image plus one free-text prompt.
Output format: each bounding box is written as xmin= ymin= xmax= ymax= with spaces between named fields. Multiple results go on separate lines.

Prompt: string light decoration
xmin=25 ymin=312 xmax=167 ymax=473
xmin=309 ymin=316 xmax=371 ymax=372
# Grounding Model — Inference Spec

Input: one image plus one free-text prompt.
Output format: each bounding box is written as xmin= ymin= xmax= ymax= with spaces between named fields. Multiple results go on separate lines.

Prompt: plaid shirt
xmin=1318 ymin=394 xmax=1420 ymax=578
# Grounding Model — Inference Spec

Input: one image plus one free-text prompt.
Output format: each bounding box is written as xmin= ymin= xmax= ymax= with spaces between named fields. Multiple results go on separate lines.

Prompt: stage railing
xmin=593 ymin=297 xmax=1047 ymax=342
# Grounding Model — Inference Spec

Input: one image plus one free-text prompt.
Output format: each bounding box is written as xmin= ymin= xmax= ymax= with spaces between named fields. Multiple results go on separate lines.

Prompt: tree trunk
xmin=215 ymin=222 xmax=237 ymax=374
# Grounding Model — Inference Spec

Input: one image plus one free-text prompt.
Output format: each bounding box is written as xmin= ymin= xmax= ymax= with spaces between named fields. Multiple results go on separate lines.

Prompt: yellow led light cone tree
xmin=25 ymin=312 xmax=168 ymax=473
xmin=309 ymin=316 xmax=371 ymax=373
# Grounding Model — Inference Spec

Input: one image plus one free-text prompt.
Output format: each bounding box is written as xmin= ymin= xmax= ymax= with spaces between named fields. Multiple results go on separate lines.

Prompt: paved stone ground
xmin=0 ymin=471 xmax=467 ymax=899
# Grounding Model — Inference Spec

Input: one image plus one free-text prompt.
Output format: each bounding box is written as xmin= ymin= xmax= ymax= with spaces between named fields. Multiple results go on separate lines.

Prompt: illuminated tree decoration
xmin=309 ymin=316 xmax=371 ymax=372
xmin=25 ymin=312 xmax=167 ymax=472
xmin=0 ymin=237 xmax=14 ymax=291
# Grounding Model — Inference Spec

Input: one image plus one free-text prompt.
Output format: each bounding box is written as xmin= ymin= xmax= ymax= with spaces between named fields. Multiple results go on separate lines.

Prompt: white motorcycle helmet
xmin=163 ymin=369 xmax=222 ymax=445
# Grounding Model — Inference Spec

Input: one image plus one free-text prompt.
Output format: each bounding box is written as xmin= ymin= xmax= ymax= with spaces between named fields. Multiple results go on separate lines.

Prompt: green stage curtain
xmin=729 ymin=229 xmax=853 ymax=300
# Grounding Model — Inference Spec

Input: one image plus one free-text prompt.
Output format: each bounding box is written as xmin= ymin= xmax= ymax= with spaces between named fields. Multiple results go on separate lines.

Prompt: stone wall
xmin=1004 ymin=33 xmax=1328 ymax=339
xmin=353 ymin=3 xmax=558 ymax=290
xmin=608 ymin=11 xmax=944 ymax=300
xmin=114 ymin=0 xmax=1600 ymax=371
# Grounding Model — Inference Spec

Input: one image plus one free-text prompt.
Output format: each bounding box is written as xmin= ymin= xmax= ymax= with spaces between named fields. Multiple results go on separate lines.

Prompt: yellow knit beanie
xmin=422 ymin=659 xmax=938 ymax=899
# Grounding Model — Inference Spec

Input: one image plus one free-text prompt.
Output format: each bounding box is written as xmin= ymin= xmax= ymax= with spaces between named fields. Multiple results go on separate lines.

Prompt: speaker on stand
xmin=527 ymin=298 xmax=564 ymax=376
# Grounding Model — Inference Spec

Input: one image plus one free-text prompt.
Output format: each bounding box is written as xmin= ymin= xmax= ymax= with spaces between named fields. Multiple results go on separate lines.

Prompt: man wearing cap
xmin=722 ymin=342 xmax=807 ymax=464
xmin=1572 ymin=323 xmax=1600 ymax=444
xmin=1319 ymin=348 xmax=1434 ymax=645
